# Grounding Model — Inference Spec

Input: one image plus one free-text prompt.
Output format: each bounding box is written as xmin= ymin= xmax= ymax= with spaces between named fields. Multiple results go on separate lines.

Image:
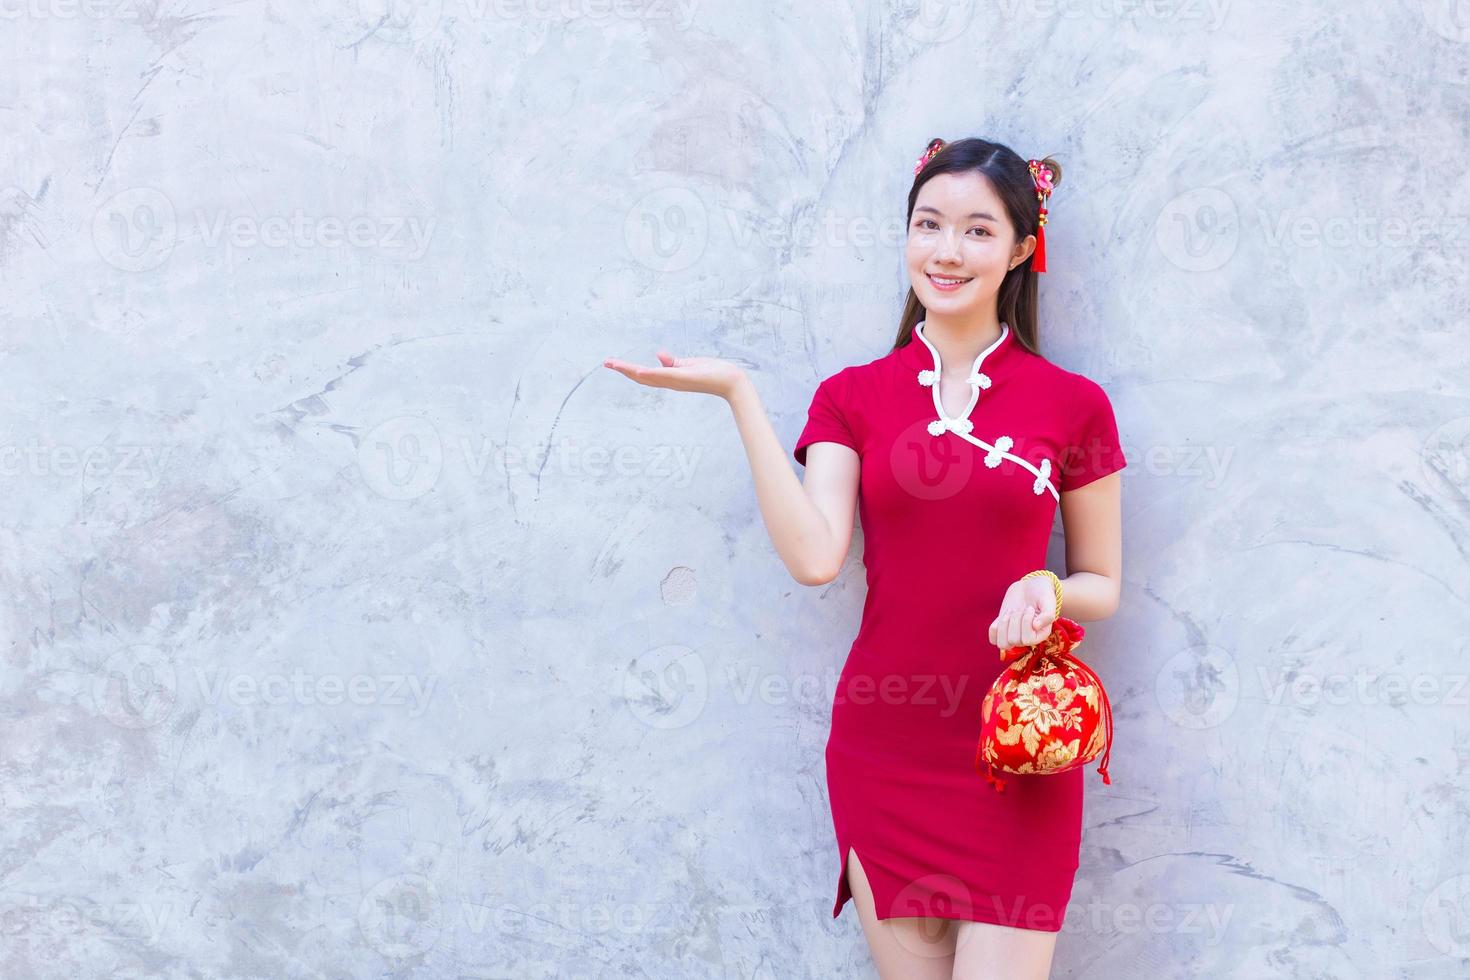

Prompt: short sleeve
xmin=793 ymin=371 xmax=859 ymax=467
xmin=1059 ymin=377 xmax=1127 ymax=492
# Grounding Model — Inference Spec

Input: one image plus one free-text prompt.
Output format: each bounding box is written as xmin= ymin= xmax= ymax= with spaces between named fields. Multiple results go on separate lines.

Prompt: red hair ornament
xmin=975 ymin=616 xmax=1114 ymax=792
xmin=1026 ymin=158 xmax=1055 ymax=273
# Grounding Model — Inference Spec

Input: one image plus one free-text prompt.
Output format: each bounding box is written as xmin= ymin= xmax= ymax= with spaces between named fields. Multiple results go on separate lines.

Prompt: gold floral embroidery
xmin=1037 ymin=738 xmax=1079 ymax=769
xmin=1013 ymin=685 xmax=1065 ymax=734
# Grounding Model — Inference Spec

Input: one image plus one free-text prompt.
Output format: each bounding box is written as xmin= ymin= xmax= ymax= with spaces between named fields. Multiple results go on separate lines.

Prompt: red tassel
xmin=1033 ymin=223 xmax=1047 ymax=273
xmin=1059 ymin=651 xmax=1114 ymax=787
xmin=980 ymin=758 xmax=1007 ymax=793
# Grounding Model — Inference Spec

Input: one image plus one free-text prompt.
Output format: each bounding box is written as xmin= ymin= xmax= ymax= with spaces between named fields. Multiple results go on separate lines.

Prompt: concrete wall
xmin=1 ymin=1 xmax=1466 ymax=976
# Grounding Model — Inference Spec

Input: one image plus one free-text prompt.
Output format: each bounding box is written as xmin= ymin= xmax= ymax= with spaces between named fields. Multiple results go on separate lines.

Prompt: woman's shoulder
xmin=1016 ymin=347 xmax=1119 ymax=405
xmin=810 ymin=344 xmax=904 ymax=390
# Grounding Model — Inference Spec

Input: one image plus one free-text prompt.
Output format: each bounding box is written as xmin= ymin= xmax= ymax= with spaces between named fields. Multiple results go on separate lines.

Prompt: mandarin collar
xmin=898 ymin=319 xmax=1016 ymax=376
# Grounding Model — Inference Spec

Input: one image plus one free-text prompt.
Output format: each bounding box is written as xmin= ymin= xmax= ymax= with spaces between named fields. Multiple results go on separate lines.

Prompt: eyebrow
xmin=914 ymin=205 xmax=1000 ymax=222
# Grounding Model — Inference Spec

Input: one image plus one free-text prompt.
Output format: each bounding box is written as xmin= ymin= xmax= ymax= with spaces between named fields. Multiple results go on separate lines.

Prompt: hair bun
xmin=1038 ymin=156 xmax=1062 ymax=189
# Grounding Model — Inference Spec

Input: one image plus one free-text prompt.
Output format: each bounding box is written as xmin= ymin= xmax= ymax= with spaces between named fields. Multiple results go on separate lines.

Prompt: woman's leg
xmin=844 ymin=847 xmax=957 ymax=979
xmin=951 ymin=919 xmax=1059 ymax=980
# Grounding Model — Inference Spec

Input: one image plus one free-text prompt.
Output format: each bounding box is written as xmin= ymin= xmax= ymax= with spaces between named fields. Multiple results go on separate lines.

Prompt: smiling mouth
xmin=927 ymin=273 xmax=973 ymax=286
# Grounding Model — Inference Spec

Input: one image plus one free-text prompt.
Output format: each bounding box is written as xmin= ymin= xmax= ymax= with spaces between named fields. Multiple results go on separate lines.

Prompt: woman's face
xmin=906 ymin=171 xmax=1033 ymax=316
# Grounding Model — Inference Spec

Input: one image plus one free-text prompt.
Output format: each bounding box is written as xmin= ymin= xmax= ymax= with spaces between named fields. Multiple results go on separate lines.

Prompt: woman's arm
xmin=726 ymin=375 xmax=858 ymax=586
xmin=988 ymin=470 xmax=1123 ymax=649
xmin=1057 ymin=470 xmax=1123 ymax=621
xmin=602 ymin=353 xmax=858 ymax=587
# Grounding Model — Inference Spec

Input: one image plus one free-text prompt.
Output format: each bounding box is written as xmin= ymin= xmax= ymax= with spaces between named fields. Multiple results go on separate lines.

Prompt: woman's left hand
xmin=987 ymin=576 xmax=1057 ymax=652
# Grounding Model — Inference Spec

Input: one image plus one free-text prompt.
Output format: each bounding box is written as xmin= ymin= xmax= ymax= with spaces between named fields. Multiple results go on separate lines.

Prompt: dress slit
xmin=838 ymin=843 xmax=907 ymax=922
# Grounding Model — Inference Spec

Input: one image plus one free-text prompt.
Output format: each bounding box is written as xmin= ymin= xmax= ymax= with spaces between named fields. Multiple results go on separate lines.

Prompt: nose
xmin=933 ymin=228 xmax=962 ymax=263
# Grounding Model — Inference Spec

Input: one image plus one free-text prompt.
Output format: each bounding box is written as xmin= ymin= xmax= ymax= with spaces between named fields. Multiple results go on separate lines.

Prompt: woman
xmin=604 ymin=137 xmax=1127 ymax=980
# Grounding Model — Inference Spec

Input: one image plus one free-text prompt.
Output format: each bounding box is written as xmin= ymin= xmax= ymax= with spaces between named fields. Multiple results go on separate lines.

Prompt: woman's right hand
xmin=603 ymin=351 xmax=747 ymax=400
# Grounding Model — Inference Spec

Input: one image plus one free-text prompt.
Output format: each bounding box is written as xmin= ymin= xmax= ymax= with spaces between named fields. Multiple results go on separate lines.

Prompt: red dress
xmin=792 ymin=320 xmax=1127 ymax=932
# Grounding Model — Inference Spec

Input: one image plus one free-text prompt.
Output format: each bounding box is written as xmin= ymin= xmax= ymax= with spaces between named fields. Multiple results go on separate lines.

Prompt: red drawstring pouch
xmin=975 ymin=616 xmax=1114 ymax=792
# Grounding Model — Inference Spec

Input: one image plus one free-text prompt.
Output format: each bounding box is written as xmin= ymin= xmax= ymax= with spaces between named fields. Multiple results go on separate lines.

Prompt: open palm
xmin=603 ymin=351 xmax=745 ymax=399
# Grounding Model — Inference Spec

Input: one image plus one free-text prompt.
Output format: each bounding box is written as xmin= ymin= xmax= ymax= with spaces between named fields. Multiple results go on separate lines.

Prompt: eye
xmin=970 ymin=227 xmax=992 ymax=237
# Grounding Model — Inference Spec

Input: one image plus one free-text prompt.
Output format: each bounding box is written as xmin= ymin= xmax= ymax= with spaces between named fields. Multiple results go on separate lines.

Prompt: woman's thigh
xmin=952 ymin=918 xmax=1059 ymax=980
xmin=844 ymin=847 xmax=956 ymax=980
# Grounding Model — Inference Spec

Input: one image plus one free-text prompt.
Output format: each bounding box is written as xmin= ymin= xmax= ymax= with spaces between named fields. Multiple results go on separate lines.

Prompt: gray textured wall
xmin=2 ymin=2 xmax=1467 ymax=977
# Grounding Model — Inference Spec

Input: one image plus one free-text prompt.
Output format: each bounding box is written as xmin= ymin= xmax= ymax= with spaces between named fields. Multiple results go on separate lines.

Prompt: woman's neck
xmin=920 ymin=312 xmax=1005 ymax=371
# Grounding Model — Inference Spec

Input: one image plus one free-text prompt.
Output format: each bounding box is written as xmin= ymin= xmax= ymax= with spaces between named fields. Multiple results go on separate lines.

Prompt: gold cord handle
xmin=1021 ymin=569 xmax=1063 ymax=620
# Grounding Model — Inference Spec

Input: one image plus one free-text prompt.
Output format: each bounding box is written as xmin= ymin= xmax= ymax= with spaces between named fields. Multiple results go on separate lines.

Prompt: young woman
xmin=604 ymin=137 xmax=1127 ymax=980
